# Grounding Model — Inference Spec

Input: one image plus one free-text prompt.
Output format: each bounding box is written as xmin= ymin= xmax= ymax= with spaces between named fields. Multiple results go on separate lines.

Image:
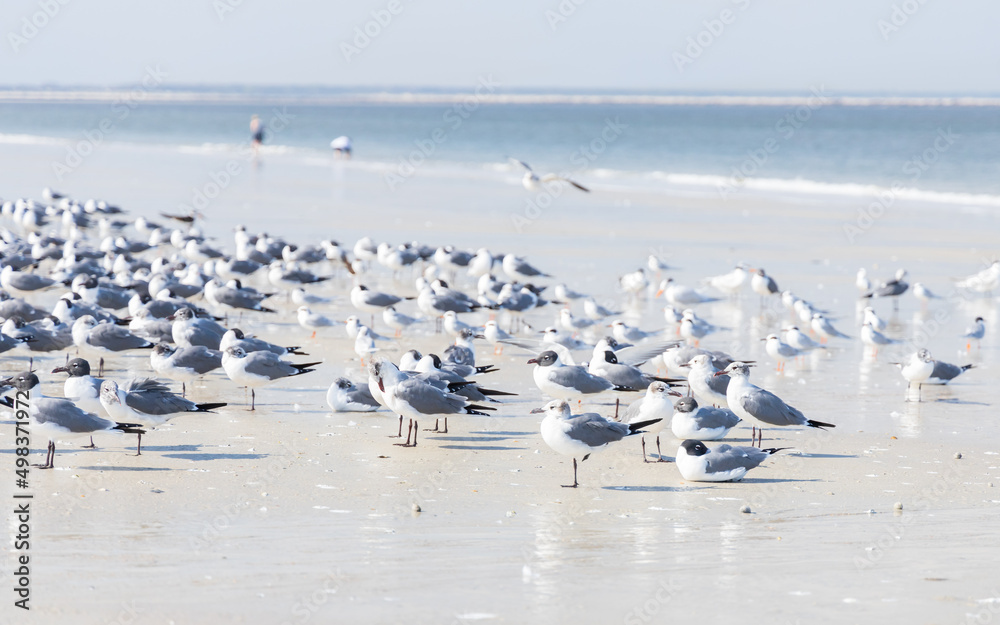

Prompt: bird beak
xmin=165 ymin=314 xmax=176 ymax=321
xmin=654 ymin=289 xmax=664 ymax=297
xmin=526 ymin=358 xmax=538 ymax=364
xmin=759 ymin=338 xmax=767 ymax=342
xmin=51 ymin=366 xmax=68 ymax=373
xmin=713 ymin=371 xmax=728 ymax=377
xmin=679 ymin=363 xmax=691 ymax=368
xmin=377 ymin=379 xmax=385 ymax=393
xmin=667 ymin=390 xmax=683 ymax=397
xmin=529 ymin=407 xmax=545 ymax=414
xmin=474 ymin=334 xmax=485 ymax=340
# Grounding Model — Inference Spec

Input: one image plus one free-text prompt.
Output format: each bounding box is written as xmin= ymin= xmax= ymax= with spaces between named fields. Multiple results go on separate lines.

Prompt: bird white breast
xmin=540 ymin=416 xmax=606 ymax=457
xmin=675 ymin=449 xmax=747 ymax=482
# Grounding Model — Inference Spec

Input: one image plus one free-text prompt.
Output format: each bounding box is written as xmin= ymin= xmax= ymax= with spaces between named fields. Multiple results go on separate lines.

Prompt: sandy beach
xmin=2 ymin=138 xmax=1000 ymax=625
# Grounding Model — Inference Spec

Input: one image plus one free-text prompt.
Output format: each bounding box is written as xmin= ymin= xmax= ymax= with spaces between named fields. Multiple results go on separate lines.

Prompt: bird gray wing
xmin=173 ymin=347 xmax=223 ymax=373
xmin=365 ymin=292 xmax=402 ymax=307
xmin=346 ymin=386 xmax=379 ymax=407
xmin=739 ymin=388 xmax=806 ymax=426
xmin=549 ymin=366 xmax=613 ymax=393
xmin=565 ymin=413 xmax=629 ymax=446
xmin=615 ymin=340 xmax=679 ymax=367
xmin=620 ymin=397 xmax=645 ymax=423
xmin=33 ymin=398 xmax=115 ymax=432
xmin=11 ymin=272 xmax=55 ymax=290
xmin=124 ymin=378 xmax=196 ymax=414
xmin=244 ymin=352 xmax=297 ymax=379
xmin=707 ymin=373 xmax=730 ymax=395
xmin=930 ymin=360 xmax=962 ymax=380
xmin=697 ymin=407 xmax=741 ymax=429
xmin=396 ymin=378 xmax=466 ymax=415
xmin=90 ymin=323 xmax=150 ymax=350
xmin=705 ymin=445 xmax=769 ymax=473
xmin=598 ymin=364 xmax=648 ymax=390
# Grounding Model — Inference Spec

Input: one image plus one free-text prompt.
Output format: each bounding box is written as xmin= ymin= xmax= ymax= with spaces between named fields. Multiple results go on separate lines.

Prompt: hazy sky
xmin=1 ymin=0 xmax=997 ymax=94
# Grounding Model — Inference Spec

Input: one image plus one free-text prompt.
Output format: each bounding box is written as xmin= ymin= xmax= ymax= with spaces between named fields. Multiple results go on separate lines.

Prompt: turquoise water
xmin=2 ymin=93 xmax=1000 ymax=201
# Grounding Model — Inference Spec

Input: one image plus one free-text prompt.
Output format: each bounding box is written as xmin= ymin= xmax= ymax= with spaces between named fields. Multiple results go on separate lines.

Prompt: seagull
xmin=862 ymin=306 xmax=888 ymax=333
xmin=3 ymin=371 xmax=145 ymax=469
xmin=588 ymin=349 xmax=681 ymax=392
xmin=559 ymin=308 xmax=595 ymax=332
xmin=656 ymin=278 xmax=719 ymax=306
xmin=297 ymin=306 xmax=335 ymax=336
xmin=621 ymin=381 xmax=682 ymax=462
xmin=955 ymin=260 xmax=1000 ymax=294
xmin=749 ymin=268 xmax=779 ymax=298
xmin=204 ymin=278 xmax=275 ymax=313
xmin=350 ymin=284 xmax=404 ymax=320
xmin=483 ymin=319 xmax=515 ymax=354
xmin=583 ymin=297 xmax=620 ymax=321
xmin=99 ymin=379 xmax=226 ymax=453
xmin=784 ymin=326 xmax=825 ymax=352
xmin=508 ymin=158 xmax=589 ymax=193
xmin=369 ymin=358 xmax=494 ymax=441
xmin=150 ymin=343 xmax=224 ymax=395
xmin=220 ymin=328 xmax=304 ymax=357
xmin=863 ymin=269 xmax=909 ymax=309
xmin=221 ymin=346 xmax=320 ymax=410
xmin=683 ymin=354 xmax=730 ymax=407
xmin=532 ymin=399 xmax=660 ymax=487
xmin=610 ymin=319 xmax=662 ymax=343
xmin=912 ymin=282 xmax=941 ymax=304
xmin=704 ymin=264 xmax=748 ymax=296
xmin=675 ymin=440 xmax=785 ymax=482
xmin=501 ymin=254 xmax=550 ymax=282
xmin=891 ymin=349 xmax=935 ymax=401
xmin=861 ymin=322 xmax=899 ymax=356
xmin=71 ymin=315 xmax=154 ymax=373
xmin=51 ymin=358 xmax=103 ymax=416
xmin=717 ymin=362 xmax=834 ymax=444
xmin=679 ymin=309 xmax=719 ymax=345
xmin=168 ymin=307 xmax=227 ymax=350
xmin=671 ymin=396 xmax=740 ymax=441
xmin=856 ymin=268 xmax=872 ymax=293
xmin=762 ymin=333 xmax=801 ymax=372
xmin=553 ymin=283 xmax=586 ymax=302
xmin=528 ymin=350 xmax=632 ymax=400
xmin=291 ymin=287 xmax=332 ymax=307
xmin=811 ymin=313 xmax=850 ymax=342
xmin=327 ymin=377 xmax=380 ymax=412
xmin=962 ymin=317 xmax=985 ymax=350
xmin=0 ymin=265 xmax=57 ymax=297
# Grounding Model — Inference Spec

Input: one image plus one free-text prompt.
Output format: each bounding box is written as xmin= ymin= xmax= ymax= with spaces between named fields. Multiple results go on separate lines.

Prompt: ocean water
xmin=1 ymin=90 xmax=1000 ymax=206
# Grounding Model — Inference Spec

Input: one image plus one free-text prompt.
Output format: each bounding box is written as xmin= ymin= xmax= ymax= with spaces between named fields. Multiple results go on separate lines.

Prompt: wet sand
xmin=2 ymin=141 xmax=1000 ymax=624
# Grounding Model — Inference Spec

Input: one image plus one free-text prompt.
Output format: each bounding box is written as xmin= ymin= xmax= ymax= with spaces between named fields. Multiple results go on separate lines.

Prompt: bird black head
xmin=334 ymin=377 xmax=353 ymax=390
xmin=231 ymin=328 xmax=246 ymax=339
xmin=429 ymin=353 xmax=443 ymax=368
xmin=437 ymin=280 xmax=450 ymax=289
xmin=358 ymin=285 xmax=369 ymax=291
xmin=53 ymin=358 xmax=91 ymax=377
xmin=680 ymin=440 xmax=708 ymax=456
xmin=8 ymin=371 xmax=40 ymax=392
xmin=153 ymin=343 xmax=175 ymax=356
xmin=528 ymin=351 xmax=559 ymax=367
xmin=604 ymin=336 xmax=620 ymax=349
xmin=84 ymin=276 xmax=100 ymax=288
xmin=674 ymin=396 xmax=698 ymax=413
xmin=603 ymin=350 xmax=618 ymax=364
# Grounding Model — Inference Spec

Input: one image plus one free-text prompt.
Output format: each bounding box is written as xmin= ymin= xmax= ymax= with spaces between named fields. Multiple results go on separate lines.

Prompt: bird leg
xmin=656 ymin=436 xmax=668 ymax=462
xmin=562 ymin=458 xmax=579 ymax=488
xmin=82 ymin=436 xmax=96 ymax=449
xmin=251 ymin=389 xmax=256 ymax=411
xmin=136 ymin=432 xmax=143 ymax=456
xmin=425 ymin=418 xmax=440 ymax=432
xmin=391 ymin=414 xmax=403 ymax=438
xmin=182 ymin=382 xmax=186 ymax=398
xmin=34 ymin=441 xmax=55 ymax=469
xmin=641 ymin=435 xmax=649 ymax=463
xmin=99 ymin=357 xmax=105 ymax=377
xmin=442 ymin=417 xmax=448 ymax=434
